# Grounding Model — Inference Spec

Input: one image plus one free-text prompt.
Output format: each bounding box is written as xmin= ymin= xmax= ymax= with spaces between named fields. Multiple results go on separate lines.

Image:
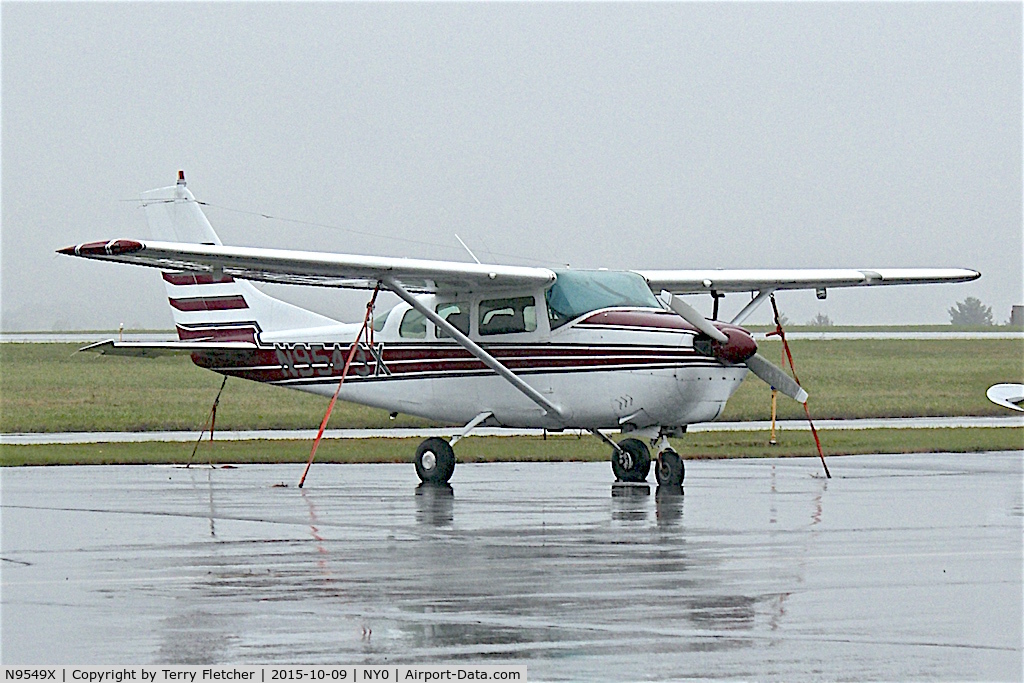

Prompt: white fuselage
xmin=196 ymin=290 xmax=749 ymax=431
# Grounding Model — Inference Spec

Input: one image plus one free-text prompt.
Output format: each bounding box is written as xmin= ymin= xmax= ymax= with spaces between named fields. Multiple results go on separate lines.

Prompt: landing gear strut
xmin=415 ymin=437 xmax=456 ymax=485
xmin=594 ymin=428 xmax=690 ymax=486
xmin=413 ymin=412 xmax=493 ymax=485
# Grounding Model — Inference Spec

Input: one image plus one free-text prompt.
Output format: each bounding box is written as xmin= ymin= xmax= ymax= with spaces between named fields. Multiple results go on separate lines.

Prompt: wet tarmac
xmin=2 ymin=454 xmax=1021 ymax=681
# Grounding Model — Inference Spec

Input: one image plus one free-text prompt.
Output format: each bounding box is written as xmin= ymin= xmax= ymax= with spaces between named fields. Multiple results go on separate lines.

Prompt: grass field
xmin=2 ymin=339 xmax=1021 ymax=434
xmin=0 ymin=343 xmax=433 ymax=433
xmin=724 ymin=337 xmax=1023 ymax=421
xmin=2 ymin=428 xmax=1021 ymax=467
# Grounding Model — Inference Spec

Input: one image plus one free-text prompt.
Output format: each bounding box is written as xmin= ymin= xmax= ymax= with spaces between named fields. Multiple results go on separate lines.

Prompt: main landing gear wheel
xmin=655 ymin=449 xmax=684 ymax=487
xmin=415 ymin=437 xmax=455 ymax=485
xmin=611 ymin=438 xmax=651 ymax=482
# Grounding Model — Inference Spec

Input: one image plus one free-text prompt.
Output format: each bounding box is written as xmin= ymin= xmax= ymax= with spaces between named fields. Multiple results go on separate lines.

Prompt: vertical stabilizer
xmin=143 ymin=173 xmax=341 ymax=342
xmin=142 ymin=171 xmax=222 ymax=245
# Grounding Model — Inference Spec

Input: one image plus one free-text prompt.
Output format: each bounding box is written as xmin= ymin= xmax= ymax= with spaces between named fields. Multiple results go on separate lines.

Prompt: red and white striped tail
xmin=143 ymin=174 xmax=340 ymax=343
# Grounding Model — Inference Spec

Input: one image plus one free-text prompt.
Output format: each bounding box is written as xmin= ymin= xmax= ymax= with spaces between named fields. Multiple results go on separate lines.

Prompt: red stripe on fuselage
xmin=578 ymin=309 xmax=696 ymax=331
xmin=578 ymin=309 xmax=752 ymax=341
xmin=189 ymin=342 xmax=713 ymax=384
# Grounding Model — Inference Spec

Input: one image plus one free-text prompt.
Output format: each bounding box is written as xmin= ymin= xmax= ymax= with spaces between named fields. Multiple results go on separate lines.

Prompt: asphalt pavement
xmin=2 ymin=454 xmax=1021 ymax=681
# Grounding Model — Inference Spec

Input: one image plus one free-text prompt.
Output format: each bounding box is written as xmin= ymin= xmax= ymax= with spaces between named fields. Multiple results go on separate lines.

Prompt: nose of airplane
xmin=693 ymin=325 xmax=758 ymax=364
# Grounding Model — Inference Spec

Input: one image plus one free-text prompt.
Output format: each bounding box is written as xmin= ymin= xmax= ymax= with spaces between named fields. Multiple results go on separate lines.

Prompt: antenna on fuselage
xmin=454 ymin=234 xmax=481 ymax=264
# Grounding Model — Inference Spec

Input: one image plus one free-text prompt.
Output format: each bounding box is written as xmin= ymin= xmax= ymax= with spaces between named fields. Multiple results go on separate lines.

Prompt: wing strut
xmin=730 ymin=289 xmax=775 ymax=326
xmin=381 ymin=276 xmax=567 ymax=422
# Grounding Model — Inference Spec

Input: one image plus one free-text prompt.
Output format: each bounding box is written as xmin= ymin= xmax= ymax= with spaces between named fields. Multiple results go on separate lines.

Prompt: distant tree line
xmin=806 ymin=313 xmax=834 ymax=327
xmin=771 ymin=298 xmax=1012 ymax=327
xmin=948 ymin=297 xmax=993 ymax=326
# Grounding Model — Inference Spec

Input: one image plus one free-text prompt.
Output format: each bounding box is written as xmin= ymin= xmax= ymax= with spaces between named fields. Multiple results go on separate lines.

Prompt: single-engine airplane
xmin=59 ymin=173 xmax=980 ymax=486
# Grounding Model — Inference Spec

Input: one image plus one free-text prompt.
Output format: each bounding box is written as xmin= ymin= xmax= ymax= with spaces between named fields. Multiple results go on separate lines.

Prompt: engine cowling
xmin=692 ymin=324 xmax=758 ymax=365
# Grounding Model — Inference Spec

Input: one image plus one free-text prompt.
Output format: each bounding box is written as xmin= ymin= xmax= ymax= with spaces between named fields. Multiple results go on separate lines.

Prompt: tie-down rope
xmin=298 ymin=283 xmax=382 ymax=488
xmin=766 ymin=294 xmax=830 ymax=479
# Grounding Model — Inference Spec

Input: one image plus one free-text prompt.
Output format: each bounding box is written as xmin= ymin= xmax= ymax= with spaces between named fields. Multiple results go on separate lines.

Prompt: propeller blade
xmin=746 ymin=353 xmax=808 ymax=403
xmin=660 ymin=291 xmax=729 ymax=343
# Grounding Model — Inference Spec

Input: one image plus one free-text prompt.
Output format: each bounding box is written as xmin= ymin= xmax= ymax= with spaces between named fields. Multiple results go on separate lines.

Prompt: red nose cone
xmin=712 ymin=327 xmax=758 ymax=364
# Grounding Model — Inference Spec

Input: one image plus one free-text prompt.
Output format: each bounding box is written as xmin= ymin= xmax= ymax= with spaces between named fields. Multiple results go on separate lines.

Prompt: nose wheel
xmin=655 ymin=448 xmax=684 ymax=486
xmin=593 ymin=429 xmax=685 ymax=486
xmin=415 ymin=437 xmax=456 ymax=485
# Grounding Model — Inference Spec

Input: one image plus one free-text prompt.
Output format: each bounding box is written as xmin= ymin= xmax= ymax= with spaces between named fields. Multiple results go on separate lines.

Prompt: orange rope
xmin=298 ymin=284 xmax=381 ymax=488
xmin=187 ymin=375 xmax=228 ymax=468
xmin=768 ymin=294 xmax=830 ymax=479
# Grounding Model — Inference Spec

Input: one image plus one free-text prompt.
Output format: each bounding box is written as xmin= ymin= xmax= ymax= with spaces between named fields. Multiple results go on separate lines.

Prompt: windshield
xmin=371 ymin=305 xmax=392 ymax=332
xmin=545 ymin=270 xmax=659 ymax=328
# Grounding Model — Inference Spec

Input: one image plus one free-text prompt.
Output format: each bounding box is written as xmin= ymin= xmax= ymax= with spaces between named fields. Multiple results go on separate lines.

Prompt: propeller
xmin=745 ymin=353 xmax=808 ymax=404
xmin=661 ymin=292 xmax=729 ymax=344
xmin=659 ymin=290 xmax=808 ymax=403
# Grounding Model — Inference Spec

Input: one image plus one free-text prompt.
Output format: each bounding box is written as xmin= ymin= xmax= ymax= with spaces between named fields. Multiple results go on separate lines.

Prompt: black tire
xmin=611 ymin=437 xmax=651 ymax=482
xmin=415 ymin=437 xmax=456 ymax=484
xmin=655 ymin=449 xmax=684 ymax=486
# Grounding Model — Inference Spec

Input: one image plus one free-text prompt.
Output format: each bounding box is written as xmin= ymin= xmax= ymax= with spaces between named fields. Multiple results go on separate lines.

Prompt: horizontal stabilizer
xmin=986 ymin=383 xmax=1024 ymax=413
xmin=79 ymin=339 xmax=257 ymax=358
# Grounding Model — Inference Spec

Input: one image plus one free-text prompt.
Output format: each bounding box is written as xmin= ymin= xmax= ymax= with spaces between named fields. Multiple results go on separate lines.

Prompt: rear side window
xmin=479 ymin=297 xmax=537 ymax=336
xmin=399 ymin=308 xmax=426 ymax=339
xmin=435 ymin=302 xmax=470 ymax=338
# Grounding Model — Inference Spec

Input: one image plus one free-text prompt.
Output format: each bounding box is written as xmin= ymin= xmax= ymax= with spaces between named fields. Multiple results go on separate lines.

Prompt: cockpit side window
xmin=435 ymin=302 xmax=470 ymax=339
xmin=479 ymin=296 xmax=537 ymax=336
xmin=399 ymin=308 xmax=427 ymax=339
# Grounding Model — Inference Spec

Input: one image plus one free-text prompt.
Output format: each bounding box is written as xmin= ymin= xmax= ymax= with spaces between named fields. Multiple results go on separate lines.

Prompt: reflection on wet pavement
xmin=2 ymin=455 xmax=1021 ymax=681
xmin=415 ymin=483 xmax=454 ymax=527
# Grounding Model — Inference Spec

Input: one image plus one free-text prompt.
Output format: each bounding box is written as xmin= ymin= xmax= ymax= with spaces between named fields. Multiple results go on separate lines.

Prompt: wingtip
xmin=56 ymin=239 xmax=145 ymax=257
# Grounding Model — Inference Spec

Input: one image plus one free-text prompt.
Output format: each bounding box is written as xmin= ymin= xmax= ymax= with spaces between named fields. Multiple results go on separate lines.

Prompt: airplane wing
xmin=57 ymin=239 xmax=556 ymax=294
xmin=635 ymin=268 xmax=980 ymax=294
xmin=58 ymin=240 xmax=978 ymax=296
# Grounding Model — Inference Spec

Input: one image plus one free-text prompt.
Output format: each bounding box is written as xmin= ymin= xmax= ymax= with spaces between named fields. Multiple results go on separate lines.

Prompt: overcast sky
xmin=2 ymin=2 xmax=1021 ymax=331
